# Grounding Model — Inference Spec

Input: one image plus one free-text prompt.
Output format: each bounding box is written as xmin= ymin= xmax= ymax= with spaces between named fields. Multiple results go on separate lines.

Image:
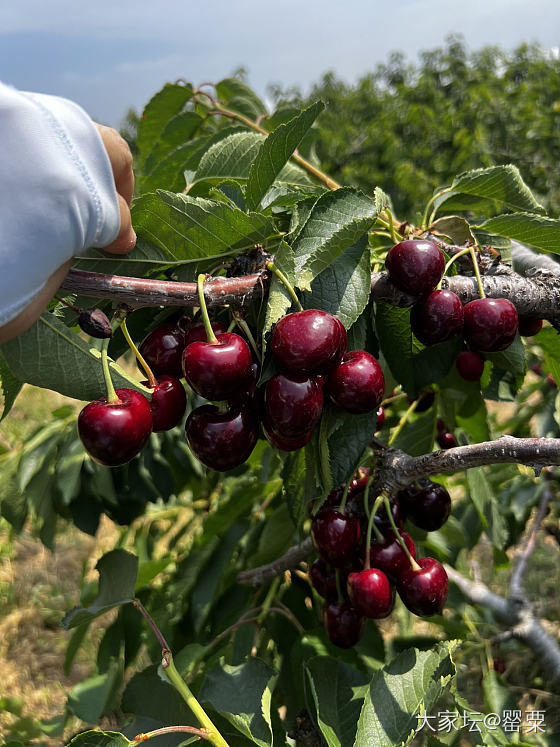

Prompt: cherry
xmin=183 ymin=320 xmax=228 ymax=348
xmin=307 ymin=471 xmax=367 ymax=517
xmin=182 ymin=332 xmax=253 ymax=401
xmin=437 ymin=430 xmax=457 ymax=449
xmin=264 ymin=373 xmax=324 ymax=438
xmin=140 ymin=375 xmax=186 ymax=432
xmin=372 ymin=496 xmax=405 ymax=535
xmin=228 ymin=362 xmax=260 ymax=410
xmin=385 ymin=239 xmax=445 ymax=296
xmin=270 ymin=309 xmax=346 ymax=374
xmin=261 ymin=419 xmax=313 ymax=452
xmin=463 ymin=298 xmax=518 ymax=352
xmin=412 ymin=389 xmax=435 ymax=413
xmin=376 ymin=406 xmax=386 ymax=430
xmin=455 ymin=351 xmax=485 ymax=382
xmin=327 ymin=350 xmax=385 ymax=414
xmin=347 ymin=568 xmax=395 ymax=619
xmin=322 ymin=601 xmax=365 ymax=648
xmin=309 ymin=558 xmax=339 ymax=601
xmin=78 ymin=389 xmax=153 ymax=467
xmin=398 ymin=481 xmax=451 ymax=531
xmin=518 ymin=317 xmax=543 ymax=337
xmin=138 ymin=322 xmax=186 ymax=378
xmin=369 ymin=529 xmax=417 ymax=581
xmin=185 ymin=404 xmax=258 ymax=471
xmin=410 ymin=290 xmax=464 ymax=345
xmin=311 ymin=508 xmax=361 ymax=568
xmin=397 ymin=557 xmax=449 ymax=617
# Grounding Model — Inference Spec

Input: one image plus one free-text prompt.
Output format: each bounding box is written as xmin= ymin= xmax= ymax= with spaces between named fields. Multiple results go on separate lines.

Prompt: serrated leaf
xmin=326 ymin=406 xmax=378 ymax=487
xmin=451 ymin=165 xmax=544 ymax=214
xmin=66 ymin=731 xmax=130 ymax=747
xmin=0 ymin=313 xmax=151 ymax=401
xmin=282 ymin=449 xmax=307 ymax=526
xmin=137 ymin=83 xmax=193 ymax=167
xmin=430 ymin=215 xmax=475 ymax=244
xmin=199 ymin=658 xmax=276 ymax=747
xmin=291 ymin=188 xmax=378 ymax=288
xmin=216 ymin=77 xmax=267 ymax=120
xmin=143 ymin=111 xmax=203 ymax=174
xmin=62 ymin=549 xmax=138 ymax=629
xmin=122 ymin=664 xmax=193 ymax=723
xmin=0 ymin=351 xmax=22 ymax=421
xmin=305 ymin=657 xmax=369 ymax=747
xmin=477 ymin=213 xmax=560 ymax=255
xmin=132 ymin=191 xmax=275 ymax=265
xmin=393 ymin=409 xmax=436 ymax=457
xmin=373 ymin=186 xmax=393 ymax=214
xmin=374 ymin=304 xmax=414 ymax=394
xmin=484 ymin=335 xmax=526 ymax=377
xmin=466 ymin=468 xmax=508 ymax=549
xmin=353 ymin=642 xmax=458 ymax=747
xmin=191 ymin=131 xmax=263 ymax=186
xmin=245 ymin=101 xmax=324 ymax=210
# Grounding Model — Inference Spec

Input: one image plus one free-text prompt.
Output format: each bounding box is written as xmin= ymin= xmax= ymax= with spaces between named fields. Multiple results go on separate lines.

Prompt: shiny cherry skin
xmin=78 ymin=388 xmax=153 ymax=467
xmin=141 ymin=375 xmax=186 ymax=432
xmin=311 ymin=508 xmax=361 ymax=568
xmin=139 ymin=322 xmax=185 ymax=378
xmin=437 ymin=431 xmax=457 ymax=449
xmin=463 ymin=298 xmax=518 ymax=352
xmin=369 ymin=529 xmax=417 ymax=581
xmin=322 ymin=601 xmax=365 ymax=648
xmin=185 ymin=404 xmax=258 ymax=471
xmin=347 ymin=568 xmax=395 ymax=619
xmin=228 ymin=362 xmax=260 ymax=410
xmin=397 ymin=557 xmax=449 ymax=617
xmin=264 ymin=373 xmax=324 ymax=438
xmin=270 ymin=309 xmax=347 ymax=374
xmin=183 ymin=320 xmax=228 ymax=348
xmin=398 ymin=481 xmax=451 ymax=532
xmin=261 ymin=418 xmax=313 ymax=452
xmin=182 ymin=332 xmax=253 ymax=401
xmin=309 ymin=558 xmax=339 ymax=601
xmin=327 ymin=350 xmax=385 ymax=414
xmin=385 ymin=239 xmax=445 ymax=296
xmin=518 ymin=317 xmax=543 ymax=337
xmin=410 ymin=290 xmax=464 ymax=346
xmin=456 ymin=351 xmax=485 ymax=381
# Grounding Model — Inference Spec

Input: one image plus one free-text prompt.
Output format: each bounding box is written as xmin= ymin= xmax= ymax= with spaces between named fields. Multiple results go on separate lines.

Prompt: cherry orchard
xmin=1 ymin=77 xmax=560 ymax=746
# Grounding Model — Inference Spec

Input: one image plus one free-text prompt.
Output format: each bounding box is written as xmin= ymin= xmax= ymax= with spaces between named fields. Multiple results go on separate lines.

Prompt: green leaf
xmin=248 ymin=503 xmax=296 ymax=567
xmin=67 ymin=660 xmax=121 ymax=723
xmin=216 ymin=78 xmax=267 ymax=120
xmin=190 ymin=132 xmax=263 ymax=187
xmin=66 ymin=731 xmax=130 ymax=747
xmin=477 ymin=213 xmax=560 ymax=255
xmin=466 ymin=468 xmax=508 ymax=549
xmin=353 ymin=642 xmax=458 ymax=747
xmin=305 ymin=657 xmax=368 ymax=747
xmin=262 ymin=241 xmax=297 ymax=348
xmin=245 ymin=101 xmax=324 ymax=210
xmin=282 ymin=448 xmax=307 ymax=526
xmin=137 ymin=83 xmax=194 ymax=167
xmin=121 ymin=664 xmax=193 ymax=723
xmin=0 ymin=313 xmax=151 ymax=401
xmin=450 ymin=165 xmax=544 ymax=214
xmin=62 ymin=550 xmax=138 ymax=629
xmin=143 ymin=111 xmax=203 ymax=173
xmin=374 ymin=305 xmax=414 ymax=394
xmin=326 ymin=406 xmax=379 ymax=487
xmin=132 ymin=191 xmax=274 ymax=265
xmin=303 ymin=237 xmax=372 ymax=330
xmin=199 ymin=658 xmax=277 ymax=747
xmin=484 ymin=334 xmax=525 ymax=377
xmin=291 ymin=188 xmax=378 ymax=289
xmin=537 ymin=327 xmax=560 ymax=385
xmin=430 ymin=215 xmax=475 ymax=244
xmin=0 ymin=351 xmax=22 ymax=421
xmin=393 ymin=409 xmax=436 ymax=457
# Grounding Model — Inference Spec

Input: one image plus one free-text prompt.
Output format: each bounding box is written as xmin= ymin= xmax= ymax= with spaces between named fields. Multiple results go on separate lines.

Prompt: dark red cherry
xmin=463 ymin=298 xmax=518 ymax=352
xmin=412 ymin=389 xmax=435 ymax=413
xmin=436 ymin=418 xmax=446 ymax=433
xmin=437 ymin=431 xmax=457 ymax=449
xmin=261 ymin=418 xmax=313 ymax=452
xmin=185 ymin=405 xmax=258 ymax=470
xmin=322 ymin=601 xmax=365 ymax=648
xmin=376 ymin=406 xmax=386 ymax=430
xmin=182 ymin=333 xmax=253 ymax=401
xmin=139 ymin=323 xmax=185 ymax=378
xmin=140 ymin=375 xmax=186 ymax=432
xmin=227 ymin=362 xmax=260 ymax=410
xmin=270 ymin=309 xmax=347 ymax=374
xmin=410 ymin=290 xmax=464 ymax=345
xmin=307 ymin=472 xmax=367 ymax=517
xmin=327 ymin=350 xmax=385 ymax=414
xmin=309 ymin=558 xmax=339 ymax=601
xmin=456 ymin=351 xmax=485 ymax=382
xmin=347 ymin=568 xmax=394 ymax=619
xmin=264 ymin=373 xmax=324 ymax=438
xmin=398 ymin=481 xmax=451 ymax=532
xmin=369 ymin=529 xmax=417 ymax=581
xmin=385 ymin=239 xmax=445 ymax=296
xmin=78 ymin=389 xmax=152 ymax=467
xmin=517 ymin=317 xmax=543 ymax=337
xmin=311 ymin=508 xmax=361 ymax=567
xmin=183 ymin=320 xmax=228 ymax=347
xmin=397 ymin=557 xmax=449 ymax=617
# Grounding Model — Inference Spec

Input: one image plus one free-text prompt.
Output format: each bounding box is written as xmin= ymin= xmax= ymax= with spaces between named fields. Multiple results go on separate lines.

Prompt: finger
xmin=95 ymin=123 xmax=135 ymax=205
xmin=103 ymin=194 xmax=136 ymax=254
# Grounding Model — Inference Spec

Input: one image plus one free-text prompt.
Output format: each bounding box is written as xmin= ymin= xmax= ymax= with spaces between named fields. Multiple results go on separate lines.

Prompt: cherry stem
xmin=130 ymin=726 xmax=211 ymax=744
xmin=121 ymin=318 xmax=158 ymax=388
xmin=132 ymin=598 xmax=170 ymax=651
xmin=264 ymin=261 xmax=303 ymax=311
xmin=382 ymin=494 xmax=420 ymax=571
xmin=231 ymin=310 xmax=262 ymax=364
xmin=436 ymin=247 xmax=472 ymax=290
xmin=101 ymin=338 xmax=119 ymax=404
xmin=386 ymin=209 xmax=399 ymax=244
xmin=363 ymin=476 xmax=378 ymax=569
xmin=197 ymin=274 xmax=219 ymax=343
xmin=469 ymin=246 xmax=486 ymax=299
xmin=338 ymin=472 xmax=356 ymax=513
xmin=422 ymin=186 xmax=452 ymax=229
xmin=388 ymin=398 xmax=419 ymax=447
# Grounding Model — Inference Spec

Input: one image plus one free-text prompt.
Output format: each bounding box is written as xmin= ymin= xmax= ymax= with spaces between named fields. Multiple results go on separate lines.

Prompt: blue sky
xmin=1 ymin=0 xmax=559 ymax=126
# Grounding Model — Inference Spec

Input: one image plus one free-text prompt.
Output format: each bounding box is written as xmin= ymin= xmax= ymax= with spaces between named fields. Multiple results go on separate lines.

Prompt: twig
xmin=131 ymin=725 xmax=210 ymax=744
xmin=237 ymin=538 xmax=314 ymax=586
xmin=132 ymin=598 xmax=170 ymax=653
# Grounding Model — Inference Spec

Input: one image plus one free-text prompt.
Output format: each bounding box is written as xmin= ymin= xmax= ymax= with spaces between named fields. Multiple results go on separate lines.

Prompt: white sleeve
xmin=0 ymin=83 xmax=121 ymax=326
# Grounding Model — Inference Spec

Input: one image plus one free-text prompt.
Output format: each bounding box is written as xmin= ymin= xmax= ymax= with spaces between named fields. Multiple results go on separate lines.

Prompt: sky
xmin=1 ymin=0 xmax=559 ymax=127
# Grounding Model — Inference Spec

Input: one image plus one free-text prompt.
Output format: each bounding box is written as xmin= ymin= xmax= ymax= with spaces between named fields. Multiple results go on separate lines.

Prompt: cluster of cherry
xmin=309 ymin=470 xmax=451 ymax=648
